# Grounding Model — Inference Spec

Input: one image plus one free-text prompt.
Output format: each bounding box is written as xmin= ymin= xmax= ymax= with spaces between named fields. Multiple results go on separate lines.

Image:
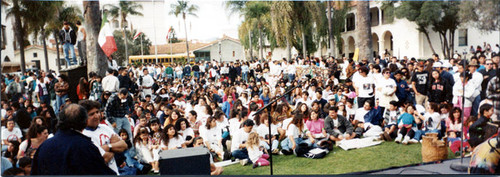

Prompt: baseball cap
xmin=432 ymin=62 xmax=442 ymax=68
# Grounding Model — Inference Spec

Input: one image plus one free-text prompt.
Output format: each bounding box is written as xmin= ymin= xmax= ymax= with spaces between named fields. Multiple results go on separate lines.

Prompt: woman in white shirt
xmin=377 ymin=68 xmax=398 ymax=110
xmin=409 ymin=103 xmax=442 ymax=143
xmin=201 ymin=116 xmax=224 ymax=159
xmin=175 ymin=118 xmax=195 ymax=147
xmin=256 ymin=112 xmax=280 ymax=154
xmin=280 ymin=114 xmax=315 ymax=154
xmin=174 ymin=65 xmax=183 ymax=80
xmin=161 ymin=125 xmax=186 ymax=150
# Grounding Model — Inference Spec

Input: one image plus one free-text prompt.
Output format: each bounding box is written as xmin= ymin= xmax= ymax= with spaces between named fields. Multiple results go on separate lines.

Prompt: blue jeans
xmin=124 ymin=148 xmax=143 ymax=171
xmin=412 ymin=129 xmax=440 ymax=141
xmin=113 ymin=117 xmax=132 ymax=142
xmin=471 ymin=95 xmax=481 ymax=117
xmin=281 ymin=137 xmax=314 ymax=151
xmin=63 ymin=43 xmax=76 ymax=66
xmin=175 ymin=73 xmax=182 ymax=80
xmin=288 ymin=74 xmax=295 ymax=82
xmin=262 ymin=139 xmax=279 ymax=151
xmin=194 ymin=71 xmax=199 ymax=78
xmin=242 ymin=72 xmax=248 ymax=82
xmin=231 ymin=148 xmax=249 ymax=161
xmin=55 ymin=94 xmax=68 ymax=115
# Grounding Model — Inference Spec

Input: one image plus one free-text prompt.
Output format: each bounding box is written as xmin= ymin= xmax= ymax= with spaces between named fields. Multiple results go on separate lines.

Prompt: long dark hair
xmin=162 ymin=124 xmax=179 ymax=147
xmin=288 ymin=113 xmax=304 ymax=132
xmin=174 ymin=118 xmax=190 ymax=131
xmin=449 ymin=107 xmax=462 ymax=124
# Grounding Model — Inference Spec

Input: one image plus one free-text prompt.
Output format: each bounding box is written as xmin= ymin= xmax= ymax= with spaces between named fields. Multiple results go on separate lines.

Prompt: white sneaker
xmin=395 ymin=134 xmax=403 ymax=143
xmin=408 ymin=139 xmax=419 ymax=144
xmin=402 ymin=136 xmax=410 ymax=145
xmin=240 ymin=159 xmax=248 ymax=166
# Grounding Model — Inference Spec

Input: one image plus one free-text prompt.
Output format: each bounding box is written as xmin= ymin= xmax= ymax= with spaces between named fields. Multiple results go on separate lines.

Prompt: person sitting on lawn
xmin=280 ymin=113 xmax=316 ymax=155
xmin=305 ymin=110 xmax=327 ymax=144
xmin=353 ymin=100 xmax=383 ymax=138
xmin=381 ymin=101 xmax=401 ymax=141
xmin=324 ymin=107 xmax=355 ymax=142
xmin=246 ymin=132 xmax=270 ymax=169
xmin=256 ymin=112 xmax=280 ymax=154
xmin=408 ymin=102 xmax=442 ymax=144
xmin=231 ymin=119 xmax=255 ymax=165
xmin=395 ymin=104 xmax=417 ymax=144
xmin=469 ymin=104 xmax=495 ymax=148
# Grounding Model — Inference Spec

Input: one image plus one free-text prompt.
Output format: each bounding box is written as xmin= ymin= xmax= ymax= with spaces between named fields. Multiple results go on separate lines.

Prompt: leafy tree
xmin=112 ymin=29 xmax=152 ymax=65
xmin=170 ymin=0 xmax=198 ymax=62
xmin=6 ymin=0 xmax=27 ymax=74
xmin=459 ymin=0 xmax=500 ymax=31
xmin=106 ymin=1 xmax=143 ymax=63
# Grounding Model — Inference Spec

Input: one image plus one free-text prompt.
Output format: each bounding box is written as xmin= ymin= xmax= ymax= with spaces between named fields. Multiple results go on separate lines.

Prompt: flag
xmin=166 ymin=26 xmax=173 ymax=42
xmin=98 ymin=11 xmax=117 ymax=57
xmin=133 ymin=31 xmax=142 ymax=41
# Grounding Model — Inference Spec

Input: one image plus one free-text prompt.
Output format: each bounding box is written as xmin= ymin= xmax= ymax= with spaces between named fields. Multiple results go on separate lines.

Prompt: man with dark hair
xmin=354 ymin=66 xmax=375 ymax=107
xmin=32 ymin=104 xmax=115 ymax=175
xmin=80 ymin=100 xmax=127 ymax=175
xmin=324 ymin=107 xmax=355 ymax=141
xmin=59 ymin=21 xmax=77 ymax=67
xmin=75 ymin=21 xmax=86 ymax=66
xmin=231 ymin=119 xmax=255 ymax=165
xmin=469 ymin=104 xmax=495 ymax=148
xmin=105 ymin=88 xmax=133 ymax=139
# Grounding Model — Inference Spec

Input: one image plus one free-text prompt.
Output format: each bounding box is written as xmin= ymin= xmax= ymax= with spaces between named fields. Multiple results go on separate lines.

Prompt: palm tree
xmin=6 ymin=0 xmax=27 ymax=74
xmin=106 ymin=1 xmax=143 ymax=65
xmin=241 ymin=2 xmax=270 ymax=60
xmin=83 ymin=0 xmax=107 ymax=76
xmin=170 ymin=0 xmax=198 ymax=62
xmin=23 ymin=1 xmax=63 ymax=72
xmin=356 ymin=1 xmax=373 ymax=61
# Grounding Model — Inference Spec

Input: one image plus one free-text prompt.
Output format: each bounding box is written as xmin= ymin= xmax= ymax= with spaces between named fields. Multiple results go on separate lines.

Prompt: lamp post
xmin=219 ymin=41 xmax=222 ymax=63
xmin=123 ymin=25 xmax=129 ymax=66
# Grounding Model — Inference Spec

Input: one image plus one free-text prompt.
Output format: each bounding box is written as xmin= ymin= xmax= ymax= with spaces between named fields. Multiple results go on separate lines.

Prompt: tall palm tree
xmin=6 ymin=0 xmax=27 ymax=74
xmin=241 ymin=1 xmax=270 ymax=60
xmin=170 ymin=0 xmax=198 ymax=62
xmin=356 ymin=1 xmax=373 ymax=61
xmin=83 ymin=0 xmax=107 ymax=76
xmin=327 ymin=2 xmax=334 ymax=57
xmin=106 ymin=1 xmax=143 ymax=64
xmin=23 ymin=1 xmax=63 ymax=72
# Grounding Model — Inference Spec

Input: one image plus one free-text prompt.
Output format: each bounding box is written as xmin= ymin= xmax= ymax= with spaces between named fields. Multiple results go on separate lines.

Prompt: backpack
xmin=294 ymin=143 xmax=312 ymax=157
xmin=304 ymin=148 xmax=329 ymax=159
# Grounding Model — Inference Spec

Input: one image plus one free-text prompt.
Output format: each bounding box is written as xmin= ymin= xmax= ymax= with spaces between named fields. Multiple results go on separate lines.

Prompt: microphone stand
xmin=254 ymin=84 xmax=301 ymax=175
xmin=450 ymin=52 xmax=468 ymax=172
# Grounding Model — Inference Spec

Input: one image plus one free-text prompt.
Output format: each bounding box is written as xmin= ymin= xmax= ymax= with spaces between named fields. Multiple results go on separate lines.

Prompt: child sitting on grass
xmin=395 ymin=105 xmax=417 ymax=145
xmin=246 ymin=132 xmax=270 ymax=169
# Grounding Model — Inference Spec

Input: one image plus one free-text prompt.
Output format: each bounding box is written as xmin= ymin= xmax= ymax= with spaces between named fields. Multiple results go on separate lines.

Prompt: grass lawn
xmin=222 ymin=142 xmax=457 ymax=175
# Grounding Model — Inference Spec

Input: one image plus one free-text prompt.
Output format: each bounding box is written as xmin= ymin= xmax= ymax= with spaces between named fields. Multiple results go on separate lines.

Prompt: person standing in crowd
xmin=31 ymin=104 xmax=116 ymax=175
xmin=35 ymin=75 xmax=50 ymax=105
xmin=467 ymin=60 xmax=484 ymax=117
xmin=59 ymin=21 xmax=77 ymax=67
xmin=76 ymin=77 xmax=89 ymax=100
xmin=80 ymin=100 xmax=128 ymax=175
xmin=102 ymin=69 xmax=120 ymax=94
xmin=108 ymin=55 xmax=119 ymax=71
xmin=105 ymin=88 xmax=134 ymax=140
xmin=412 ymin=62 xmax=429 ymax=106
xmin=478 ymin=59 xmax=497 ymax=99
xmin=354 ymin=66 xmax=375 ymax=108
xmin=75 ymin=21 xmax=86 ymax=66
xmin=139 ymin=69 xmax=154 ymax=99
xmin=119 ymin=67 xmax=133 ymax=92
xmin=54 ymin=74 xmax=69 ymax=114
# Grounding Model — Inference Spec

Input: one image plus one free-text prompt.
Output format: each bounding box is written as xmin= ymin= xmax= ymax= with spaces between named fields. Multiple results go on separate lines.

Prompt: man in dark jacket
xmin=118 ymin=67 xmax=132 ymax=92
xmin=31 ymin=104 xmax=116 ymax=175
xmin=59 ymin=21 xmax=77 ymax=67
xmin=324 ymin=107 xmax=355 ymax=141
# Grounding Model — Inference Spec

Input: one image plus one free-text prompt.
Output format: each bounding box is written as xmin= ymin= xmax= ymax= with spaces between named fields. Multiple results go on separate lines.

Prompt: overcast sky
xmin=68 ymin=0 xmax=243 ymax=44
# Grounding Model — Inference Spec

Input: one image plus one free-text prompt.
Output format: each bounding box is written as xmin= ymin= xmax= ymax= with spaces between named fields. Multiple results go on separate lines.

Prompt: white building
xmin=1 ymin=0 xmax=16 ymax=72
xmin=13 ymin=45 xmax=77 ymax=72
xmin=192 ymin=35 xmax=245 ymax=62
xmin=332 ymin=1 xmax=500 ymax=60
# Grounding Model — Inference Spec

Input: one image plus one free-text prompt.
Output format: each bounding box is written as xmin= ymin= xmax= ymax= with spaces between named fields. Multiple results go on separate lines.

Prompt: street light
xmin=123 ymin=24 xmax=129 ymax=66
xmin=219 ymin=41 xmax=222 ymax=63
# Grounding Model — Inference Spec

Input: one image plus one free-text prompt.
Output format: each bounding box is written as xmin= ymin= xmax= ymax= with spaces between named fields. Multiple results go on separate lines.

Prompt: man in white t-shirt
xmin=231 ymin=119 xmax=255 ymax=165
xmin=80 ymin=100 xmax=128 ymax=175
xmin=354 ymin=66 xmax=375 ymax=108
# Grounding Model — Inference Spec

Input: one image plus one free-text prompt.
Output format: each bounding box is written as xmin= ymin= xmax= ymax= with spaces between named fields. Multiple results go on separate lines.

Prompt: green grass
xmin=222 ymin=142 xmax=457 ymax=175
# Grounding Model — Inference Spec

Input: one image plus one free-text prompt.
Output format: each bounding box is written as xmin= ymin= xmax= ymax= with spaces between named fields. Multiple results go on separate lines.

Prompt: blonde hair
xmin=246 ymin=132 xmax=260 ymax=150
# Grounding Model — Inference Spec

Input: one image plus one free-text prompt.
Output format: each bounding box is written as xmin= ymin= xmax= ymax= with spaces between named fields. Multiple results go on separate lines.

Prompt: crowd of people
xmin=1 ymin=42 xmax=500 ymax=175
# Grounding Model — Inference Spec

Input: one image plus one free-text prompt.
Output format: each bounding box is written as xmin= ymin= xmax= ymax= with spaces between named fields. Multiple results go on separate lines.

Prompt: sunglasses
xmin=384 ymin=72 xmax=391 ymax=74
xmin=486 ymin=63 xmax=493 ymax=65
